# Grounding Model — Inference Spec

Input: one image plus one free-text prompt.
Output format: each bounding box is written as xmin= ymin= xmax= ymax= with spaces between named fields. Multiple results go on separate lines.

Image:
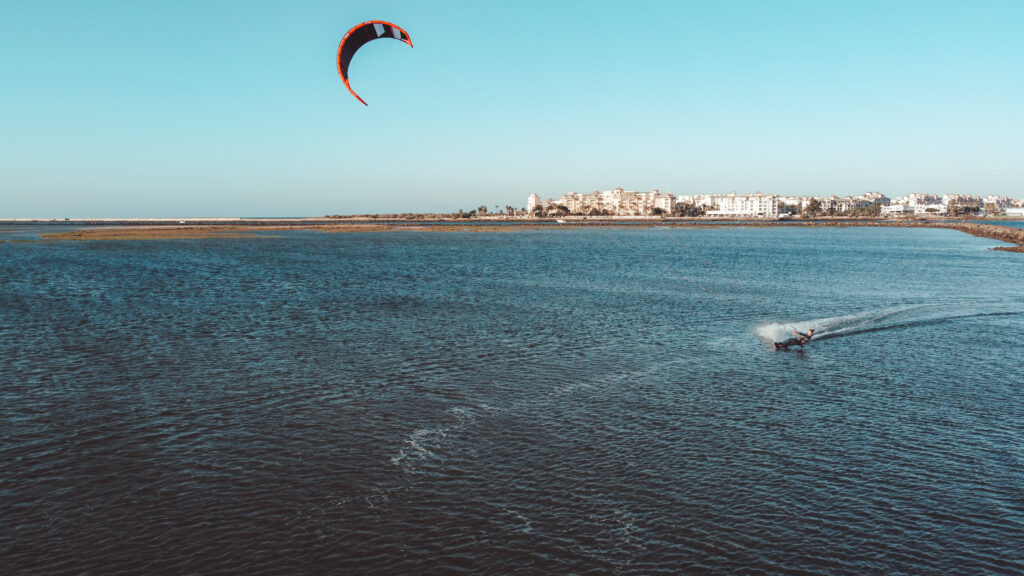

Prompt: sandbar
xmin=21 ymin=219 xmax=1024 ymax=252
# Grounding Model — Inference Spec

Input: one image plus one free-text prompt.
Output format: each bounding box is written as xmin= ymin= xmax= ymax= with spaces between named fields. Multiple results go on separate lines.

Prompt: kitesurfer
xmin=775 ymin=329 xmax=814 ymax=350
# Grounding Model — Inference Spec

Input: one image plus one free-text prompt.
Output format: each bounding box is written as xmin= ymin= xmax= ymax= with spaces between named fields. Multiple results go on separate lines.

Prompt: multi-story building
xmin=881 ymin=204 xmax=909 ymax=215
xmin=777 ymin=196 xmax=813 ymax=211
xmin=943 ymin=194 xmax=981 ymax=207
xmin=527 ymin=193 xmax=542 ymax=213
xmin=552 ymin=188 xmax=676 ymax=216
xmin=557 ymin=191 xmax=601 ymax=214
xmin=912 ymin=203 xmax=947 ymax=215
xmin=676 ymin=194 xmax=717 ymax=209
xmin=904 ymin=193 xmax=941 ymax=207
xmin=705 ymin=191 xmax=779 ymax=218
xmin=983 ymin=195 xmax=1013 ymax=209
xmin=529 ymin=189 xmax=895 ymax=218
xmin=649 ymin=190 xmax=675 ymax=213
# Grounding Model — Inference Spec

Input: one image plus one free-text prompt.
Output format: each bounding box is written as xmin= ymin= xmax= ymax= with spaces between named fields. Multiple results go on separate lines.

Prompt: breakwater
xmin=934 ymin=222 xmax=1024 ymax=251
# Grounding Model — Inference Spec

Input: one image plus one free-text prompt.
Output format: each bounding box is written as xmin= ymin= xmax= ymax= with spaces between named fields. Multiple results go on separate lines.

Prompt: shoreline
xmin=4 ymin=218 xmax=1023 ymax=252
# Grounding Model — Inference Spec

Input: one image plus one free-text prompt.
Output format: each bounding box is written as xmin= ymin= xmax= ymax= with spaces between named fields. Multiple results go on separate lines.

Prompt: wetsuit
xmin=776 ymin=331 xmax=812 ymax=349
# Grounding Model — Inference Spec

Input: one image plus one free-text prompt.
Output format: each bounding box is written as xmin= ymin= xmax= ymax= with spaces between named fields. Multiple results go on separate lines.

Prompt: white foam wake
xmin=756 ymin=302 xmax=1020 ymax=344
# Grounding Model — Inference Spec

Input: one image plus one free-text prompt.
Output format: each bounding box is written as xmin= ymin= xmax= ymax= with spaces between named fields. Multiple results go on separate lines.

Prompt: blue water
xmin=983 ymin=220 xmax=1024 ymax=231
xmin=2 ymin=226 xmax=1023 ymax=575
xmin=0 ymin=224 xmax=83 ymax=241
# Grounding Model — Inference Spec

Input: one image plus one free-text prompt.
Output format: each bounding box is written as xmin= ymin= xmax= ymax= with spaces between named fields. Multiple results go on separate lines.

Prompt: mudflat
xmin=28 ymin=219 xmax=1024 ymax=251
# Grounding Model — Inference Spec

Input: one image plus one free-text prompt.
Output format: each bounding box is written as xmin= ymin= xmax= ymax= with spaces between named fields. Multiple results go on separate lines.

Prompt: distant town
xmin=6 ymin=190 xmax=1024 ymax=225
xmin=524 ymin=189 xmax=1024 ymax=219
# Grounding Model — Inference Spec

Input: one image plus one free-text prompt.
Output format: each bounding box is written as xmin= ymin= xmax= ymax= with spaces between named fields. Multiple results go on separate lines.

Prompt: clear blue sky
xmin=2 ymin=0 xmax=1022 ymax=217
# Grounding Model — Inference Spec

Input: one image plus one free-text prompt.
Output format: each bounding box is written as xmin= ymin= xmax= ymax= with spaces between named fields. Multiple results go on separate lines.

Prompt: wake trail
xmin=756 ymin=303 xmax=1023 ymax=344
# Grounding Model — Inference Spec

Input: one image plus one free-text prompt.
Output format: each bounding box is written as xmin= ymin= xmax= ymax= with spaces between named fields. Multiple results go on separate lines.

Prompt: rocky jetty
xmin=935 ymin=222 xmax=1024 ymax=252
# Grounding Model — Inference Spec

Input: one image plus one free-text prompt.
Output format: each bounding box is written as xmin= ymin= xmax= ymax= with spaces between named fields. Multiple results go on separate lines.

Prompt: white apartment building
xmin=554 ymin=188 xmax=675 ymax=216
xmin=649 ymin=190 xmax=675 ymax=213
xmin=882 ymin=193 xmax=952 ymax=216
xmin=859 ymin=191 xmax=887 ymax=204
xmin=943 ymin=194 xmax=981 ymax=207
xmin=776 ymin=192 xmax=885 ymax=214
xmin=983 ymin=195 xmax=1013 ymax=209
xmin=904 ymin=193 xmax=941 ymax=206
xmin=881 ymin=204 xmax=909 ymax=215
xmin=557 ymin=191 xmax=601 ymax=213
xmin=675 ymin=194 xmax=717 ymax=208
xmin=527 ymin=193 xmax=542 ymax=213
xmin=912 ymin=204 xmax=947 ymax=215
xmin=777 ymin=196 xmax=812 ymax=211
xmin=705 ymin=191 xmax=779 ymax=218
xmin=529 ymin=189 xmax=893 ymax=218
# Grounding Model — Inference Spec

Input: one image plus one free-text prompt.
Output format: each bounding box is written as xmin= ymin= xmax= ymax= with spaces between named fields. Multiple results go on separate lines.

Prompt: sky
xmin=2 ymin=0 xmax=1023 ymax=217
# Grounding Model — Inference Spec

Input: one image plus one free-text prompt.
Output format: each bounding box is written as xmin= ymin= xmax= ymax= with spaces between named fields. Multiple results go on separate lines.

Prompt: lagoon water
xmin=2 ymin=226 xmax=1023 ymax=575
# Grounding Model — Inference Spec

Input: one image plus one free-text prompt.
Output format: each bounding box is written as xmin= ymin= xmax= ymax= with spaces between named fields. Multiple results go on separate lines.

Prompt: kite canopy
xmin=337 ymin=20 xmax=413 ymax=105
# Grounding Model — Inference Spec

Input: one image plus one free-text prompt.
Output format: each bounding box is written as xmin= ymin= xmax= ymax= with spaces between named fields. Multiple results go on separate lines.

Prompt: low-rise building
xmin=881 ymin=204 xmax=910 ymax=216
xmin=912 ymin=204 xmax=947 ymax=215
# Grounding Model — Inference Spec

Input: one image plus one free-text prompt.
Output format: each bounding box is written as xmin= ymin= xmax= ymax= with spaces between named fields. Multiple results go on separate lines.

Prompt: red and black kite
xmin=337 ymin=20 xmax=413 ymax=105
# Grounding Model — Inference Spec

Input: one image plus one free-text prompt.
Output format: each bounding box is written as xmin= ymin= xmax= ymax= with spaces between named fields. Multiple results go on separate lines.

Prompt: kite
xmin=337 ymin=20 xmax=413 ymax=105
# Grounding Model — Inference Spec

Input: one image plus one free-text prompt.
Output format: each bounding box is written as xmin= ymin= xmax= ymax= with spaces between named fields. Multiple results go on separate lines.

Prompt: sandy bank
xmin=35 ymin=224 xmax=400 ymax=241
xmin=36 ymin=226 xmax=265 ymax=241
xmin=25 ymin=220 xmax=1024 ymax=251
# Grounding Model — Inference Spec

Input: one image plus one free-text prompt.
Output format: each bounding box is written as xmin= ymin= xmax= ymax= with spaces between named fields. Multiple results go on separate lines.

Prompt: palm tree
xmin=805 ymin=199 xmax=823 ymax=217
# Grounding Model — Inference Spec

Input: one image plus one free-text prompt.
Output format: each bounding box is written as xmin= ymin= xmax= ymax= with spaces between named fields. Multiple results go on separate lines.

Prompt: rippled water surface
xmin=3 ymin=226 xmax=1023 ymax=575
